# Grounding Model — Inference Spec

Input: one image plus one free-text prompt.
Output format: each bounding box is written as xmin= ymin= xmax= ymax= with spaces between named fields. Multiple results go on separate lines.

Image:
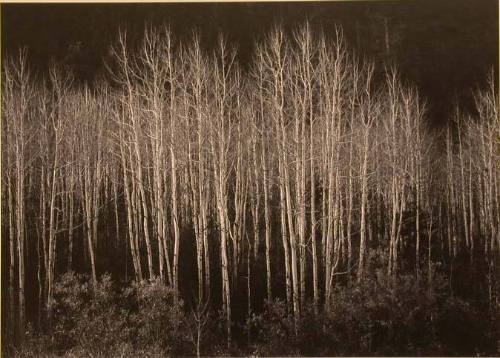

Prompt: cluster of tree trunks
xmin=2 ymin=25 xmax=499 ymax=346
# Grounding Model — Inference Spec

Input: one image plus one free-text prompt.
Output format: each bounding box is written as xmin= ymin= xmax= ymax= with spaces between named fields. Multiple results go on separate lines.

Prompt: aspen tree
xmin=42 ymin=66 xmax=73 ymax=322
xmin=257 ymin=34 xmax=294 ymax=307
xmin=2 ymin=53 xmax=38 ymax=339
xmin=318 ymin=29 xmax=347 ymax=306
xmin=111 ymin=31 xmax=154 ymax=279
xmin=292 ymin=23 xmax=315 ymax=308
xmin=249 ymin=117 xmax=262 ymax=260
xmin=118 ymin=120 xmax=143 ymax=282
xmin=230 ymin=79 xmax=249 ymax=290
xmin=181 ymin=34 xmax=211 ymax=303
xmin=166 ymin=31 xmax=183 ymax=301
xmin=253 ymin=49 xmax=274 ymax=302
xmin=357 ymin=63 xmax=376 ymax=283
xmin=209 ymin=35 xmax=238 ymax=348
xmin=138 ymin=27 xmax=170 ymax=284
xmin=267 ymin=27 xmax=301 ymax=323
xmin=2 ymin=62 xmax=20 ymax=337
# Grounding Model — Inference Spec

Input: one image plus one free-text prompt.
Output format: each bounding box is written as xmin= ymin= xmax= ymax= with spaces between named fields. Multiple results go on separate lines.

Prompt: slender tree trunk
xmin=8 ymin=175 xmax=16 ymax=336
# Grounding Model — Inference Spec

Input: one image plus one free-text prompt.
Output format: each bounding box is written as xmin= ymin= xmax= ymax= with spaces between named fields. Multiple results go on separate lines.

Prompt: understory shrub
xmin=51 ymin=272 xmax=129 ymax=355
xmin=251 ymin=263 xmax=494 ymax=356
xmin=252 ymin=299 xmax=297 ymax=356
xmin=329 ymin=270 xmax=442 ymax=355
xmin=127 ymin=277 xmax=189 ymax=355
xmin=40 ymin=273 xmax=189 ymax=356
xmin=11 ymin=269 xmax=497 ymax=357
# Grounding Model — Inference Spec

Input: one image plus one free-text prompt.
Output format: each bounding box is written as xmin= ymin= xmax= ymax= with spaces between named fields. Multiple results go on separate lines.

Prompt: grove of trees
xmin=2 ymin=24 xmax=499 ymax=356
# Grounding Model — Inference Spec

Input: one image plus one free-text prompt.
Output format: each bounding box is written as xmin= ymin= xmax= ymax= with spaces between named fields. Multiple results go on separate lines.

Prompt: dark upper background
xmin=2 ymin=0 xmax=498 ymax=126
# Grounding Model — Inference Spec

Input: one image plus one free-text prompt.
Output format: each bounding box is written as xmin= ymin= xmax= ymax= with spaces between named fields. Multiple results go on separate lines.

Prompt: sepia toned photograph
xmin=1 ymin=0 xmax=498 ymax=356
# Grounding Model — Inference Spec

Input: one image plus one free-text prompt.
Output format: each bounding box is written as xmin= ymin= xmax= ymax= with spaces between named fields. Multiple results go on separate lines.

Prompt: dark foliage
xmin=7 ymin=263 xmax=497 ymax=357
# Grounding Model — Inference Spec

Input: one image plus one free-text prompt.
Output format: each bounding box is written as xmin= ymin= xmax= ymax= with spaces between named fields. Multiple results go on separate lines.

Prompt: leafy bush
xmin=328 ymin=270 xmax=442 ymax=355
xmin=127 ymin=278 xmax=189 ymax=355
xmin=51 ymin=272 xmax=130 ymax=355
xmin=250 ymin=262 xmax=492 ymax=356
xmin=11 ymin=269 xmax=496 ymax=357
xmin=252 ymin=299 xmax=298 ymax=356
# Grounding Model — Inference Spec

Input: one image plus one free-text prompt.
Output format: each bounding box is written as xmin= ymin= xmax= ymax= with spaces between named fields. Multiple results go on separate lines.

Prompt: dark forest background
xmin=2 ymin=0 xmax=498 ymax=124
